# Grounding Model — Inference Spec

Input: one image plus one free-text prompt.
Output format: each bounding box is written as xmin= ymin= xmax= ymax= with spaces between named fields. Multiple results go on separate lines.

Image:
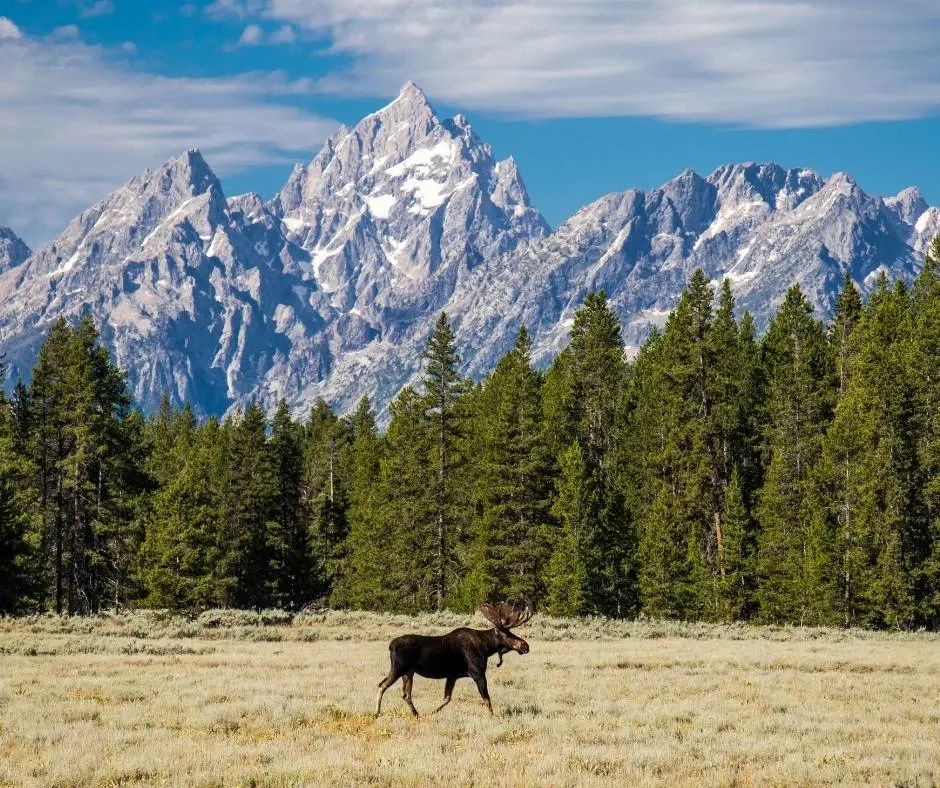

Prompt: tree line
xmin=2 ymin=237 xmax=939 ymax=628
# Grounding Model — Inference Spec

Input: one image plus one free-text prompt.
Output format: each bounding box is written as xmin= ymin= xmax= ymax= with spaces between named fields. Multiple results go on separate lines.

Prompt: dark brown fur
xmin=374 ymin=602 xmax=532 ymax=716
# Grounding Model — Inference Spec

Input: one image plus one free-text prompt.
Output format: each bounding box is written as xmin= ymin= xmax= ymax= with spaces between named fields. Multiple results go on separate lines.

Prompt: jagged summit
xmin=0 ymin=226 xmax=30 ymax=274
xmin=0 ymin=146 xmax=318 ymax=412
xmin=13 ymin=149 xmax=226 ymax=281
xmin=137 ymin=148 xmax=222 ymax=197
xmin=886 ymin=186 xmax=929 ymax=226
xmin=388 ymin=80 xmax=433 ymax=111
xmin=359 ymin=80 xmax=438 ymax=140
xmin=270 ymin=79 xmax=548 ymax=322
xmin=274 ymin=80 xmax=492 ymax=222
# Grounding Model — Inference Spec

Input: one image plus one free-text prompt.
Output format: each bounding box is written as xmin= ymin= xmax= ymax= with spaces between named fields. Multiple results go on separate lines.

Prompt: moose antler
xmin=478 ymin=601 xmax=533 ymax=630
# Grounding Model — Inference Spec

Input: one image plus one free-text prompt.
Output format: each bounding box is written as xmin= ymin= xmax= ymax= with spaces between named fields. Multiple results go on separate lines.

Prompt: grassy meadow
xmin=1 ymin=610 xmax=939 ymax=786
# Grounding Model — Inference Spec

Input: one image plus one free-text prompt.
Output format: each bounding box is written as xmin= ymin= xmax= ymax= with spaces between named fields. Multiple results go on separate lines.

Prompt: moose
xmin=374 ymin=602 xmax=533 ymax=717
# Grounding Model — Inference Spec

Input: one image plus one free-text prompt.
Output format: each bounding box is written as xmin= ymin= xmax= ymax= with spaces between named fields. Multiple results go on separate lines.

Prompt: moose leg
xmin=432 ymin=677 xmax=456 ymax=714
xmin=374 ymin=669 xmax=400 ymax=717
xmin=472 ymin=673 xmax=493 ymax=716
xmin=401 ymin=672 xmax=419 ymax=717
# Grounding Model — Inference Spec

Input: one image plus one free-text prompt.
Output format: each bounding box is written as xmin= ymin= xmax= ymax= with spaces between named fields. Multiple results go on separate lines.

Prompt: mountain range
xmin=1 ymin=81 xmax=938 ymax=421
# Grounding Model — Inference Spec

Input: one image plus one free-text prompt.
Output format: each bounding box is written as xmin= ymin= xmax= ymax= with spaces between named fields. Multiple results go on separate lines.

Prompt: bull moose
xmin=374 ymin=602 xmax=533 ymax=717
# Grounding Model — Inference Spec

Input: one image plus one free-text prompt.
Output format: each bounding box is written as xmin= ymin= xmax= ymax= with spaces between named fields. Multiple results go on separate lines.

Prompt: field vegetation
xmin=2 ymin=610 xmax=939 ymax=786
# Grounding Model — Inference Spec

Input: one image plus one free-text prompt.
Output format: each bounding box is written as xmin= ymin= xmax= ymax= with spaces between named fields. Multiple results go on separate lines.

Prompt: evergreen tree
xmin=304 ymin=399 xmax=349 ymax=600
xmin=332 ymin=396 xmax=383 ymax=608
xmin=422 ymin=312 xmax=468 ymax=610
xmin=545 ymin=292 xmax=633 ymax=615
xmin=631 ymin=273 xmax=710 ymax=618
xmin=373 ymin=387 xmax=437 ymax=611
xmin=628 ymin=275 xmax=758 ymax=620
xmin=100 ymin=406 xmax=151 ymax=609
xmin=0 ymin=359 xmax=31 ymax=613
xmin=25 ymin=317 xmax=143 ymax=613
xmin=754 ymin=286 xmax=835 ymax=624
xmin=145 ymin=392 xmax=195 ymax=486
xmin=625 ymin=327 xmax=684 ymax=617
xmin=139 ymin=418 xmax=228 ymax=609
xmin=464 ymin=327 xmax=552 ymax=607
xmin=700 ymin=280 xmax=759 ymax=619
xmin=544 ymin=442 xmax=593 ymax=615
xmin=831 ymin=272 xmax=863 ymax=398
xmin=269 ymin=400 xmax=313 ymax=610
xmin=221 ymin=403 xmax=277 ymax=609
xmin=814 ymin=276 xmax=919 ymax=626
xmin=716 ymin=470 xmax=754 ymax=620
xmin=0 ymin=471 xmax=29 ymax=613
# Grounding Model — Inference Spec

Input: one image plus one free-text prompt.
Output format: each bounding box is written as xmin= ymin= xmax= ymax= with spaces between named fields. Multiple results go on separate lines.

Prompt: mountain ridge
xmin=0 ymin=83 xmax=937 ymax=420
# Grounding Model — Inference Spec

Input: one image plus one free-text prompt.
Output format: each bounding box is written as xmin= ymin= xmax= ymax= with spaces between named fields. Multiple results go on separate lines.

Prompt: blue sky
xmin=3 ymin=0 xmax=940 ymax=246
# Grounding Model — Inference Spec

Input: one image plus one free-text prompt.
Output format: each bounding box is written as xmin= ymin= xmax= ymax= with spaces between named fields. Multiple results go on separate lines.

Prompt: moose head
xmin=478 ymin=601 xmax=533 ymax=665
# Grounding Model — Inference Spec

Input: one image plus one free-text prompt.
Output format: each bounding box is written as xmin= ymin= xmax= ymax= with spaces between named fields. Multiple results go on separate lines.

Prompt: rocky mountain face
xmin=450 ymin=163 xmax=940 ymax=374
xmin=259 ymin=81 xmax=550 ymax=414
xmin=0 ymin=84 xmax=937 ymax=420
xmin=0 ymin=83 xmax=547 ymax=416
xmin=0 ymin=226 xmax=30 ymax=274
xmin=0 ymin=149 xmax=330 ymax=412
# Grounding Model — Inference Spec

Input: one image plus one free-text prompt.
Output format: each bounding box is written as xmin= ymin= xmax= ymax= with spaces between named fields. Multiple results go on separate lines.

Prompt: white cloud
xmin=120 ymin=41 xmax=137 ymax=53
xmin=254 ymin=0 xmax=940 ymax=128
xmin=206 ymin=0 xmax=265 ymax=21
xmin=0 ymin=17 xmax=22 ymax=39
xmin=235 ymin=23 xmax=296 ymax=46
xmin=271 ymin=24 xmax=295 ymax=44
xmin=238 ymin=24 xmax=264 ymax=45
xmin=0 ymin=34 xmax=338 ymax=246
xmin=78 ymin=0 xmax=114 ymax=18
xmin=52 ymin=25 xmax=81 ymax=40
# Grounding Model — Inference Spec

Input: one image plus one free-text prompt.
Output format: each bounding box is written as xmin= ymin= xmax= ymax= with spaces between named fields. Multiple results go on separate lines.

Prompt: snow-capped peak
xmin=271 ymin=81 xmax=547 ymax=312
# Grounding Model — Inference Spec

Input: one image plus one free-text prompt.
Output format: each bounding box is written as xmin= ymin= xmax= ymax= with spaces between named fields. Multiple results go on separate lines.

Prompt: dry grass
xmin=1 ymin=612 xmax=939 ymax=786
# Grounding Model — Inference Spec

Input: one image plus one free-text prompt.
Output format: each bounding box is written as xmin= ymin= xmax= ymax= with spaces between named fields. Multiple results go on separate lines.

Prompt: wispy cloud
xmin=76 ymin=0 xmax=114 ymax=18
xmin=0 ymin=29 xmax=338 ymax=246
xmin=52 ymin=25 xmax=80 ymax=40
xmin=247 ymin=0 xmax=940 ymax=128
xmin=270 ymin=24 xmax=295 ymax=44
xmin=238 ymin=23 xmax=263 ymax=45
xmin=205 ymin=0 xmax=265 ymax=21
xmin=234 ymin=22 xmax=296 ymax=46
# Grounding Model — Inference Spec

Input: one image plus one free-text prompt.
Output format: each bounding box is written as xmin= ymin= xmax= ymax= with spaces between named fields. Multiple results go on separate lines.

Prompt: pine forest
xmin=2 ymin=237 xmax=940 ymax=631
